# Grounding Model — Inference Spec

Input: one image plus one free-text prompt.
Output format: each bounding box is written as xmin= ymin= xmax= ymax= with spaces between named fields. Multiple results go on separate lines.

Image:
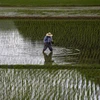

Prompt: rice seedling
xmin=14 ymin=19 xmax=100 ymax=64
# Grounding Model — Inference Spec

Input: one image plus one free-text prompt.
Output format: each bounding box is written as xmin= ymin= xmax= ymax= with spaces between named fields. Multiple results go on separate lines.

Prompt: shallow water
xmin=0 ymin=20 xmax=80 ymax=65
xmin=0 ymin=68 xmax=100 ymax=100
xmin=0 ymin=7 xmax=100 ymax=18
xmin=0 ymin=19 xmax=100 ymax=100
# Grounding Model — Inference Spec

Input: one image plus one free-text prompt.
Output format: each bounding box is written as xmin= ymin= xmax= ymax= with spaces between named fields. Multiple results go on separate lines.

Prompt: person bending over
xmin=43 ymin=32 xmax=53 ymax=52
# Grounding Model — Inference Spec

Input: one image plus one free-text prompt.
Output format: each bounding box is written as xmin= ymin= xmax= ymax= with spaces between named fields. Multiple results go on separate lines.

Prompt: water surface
xmin=0 ymin=19 xmax=100 ymax=100
xmin=0 ymin=68 xmax=100 ymax=100
xmin=0 ymin=20 xmax=80 ymax=65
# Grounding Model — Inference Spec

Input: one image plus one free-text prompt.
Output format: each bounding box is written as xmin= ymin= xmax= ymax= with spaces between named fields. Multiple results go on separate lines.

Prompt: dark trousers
xmin=43 ymin=43 xmax=53 ymax=52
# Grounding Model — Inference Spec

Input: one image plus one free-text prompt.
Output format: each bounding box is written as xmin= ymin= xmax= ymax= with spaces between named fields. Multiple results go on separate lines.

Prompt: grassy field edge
xmin=0 ymin=64 xmax=100 ymax=69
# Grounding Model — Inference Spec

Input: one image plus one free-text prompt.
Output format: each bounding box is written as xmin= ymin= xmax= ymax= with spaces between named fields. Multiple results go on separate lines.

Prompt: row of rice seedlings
xmin=15 ymin=19 xmax=100 ymax=48
xmin=15 ymin=20 xmax=99 ymax=47
xmin=78 ymin=48 xmax=100 ymax=64
xmin=14 ymin=19 xmax=100 ymax=63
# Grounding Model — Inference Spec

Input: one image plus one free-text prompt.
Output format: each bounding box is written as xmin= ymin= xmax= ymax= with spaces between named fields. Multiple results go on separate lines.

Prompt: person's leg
xmin=43 ymin=43 xmax=47 ymax=52
xmin=48 ymin=44 xmax=53 ymax=52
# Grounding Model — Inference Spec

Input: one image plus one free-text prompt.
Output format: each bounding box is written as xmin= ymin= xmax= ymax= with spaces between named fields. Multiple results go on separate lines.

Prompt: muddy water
xmin=0 ymin=20 xmax=80 ymax=65
xmin=0 ymin=68 xmax=100 ymax=100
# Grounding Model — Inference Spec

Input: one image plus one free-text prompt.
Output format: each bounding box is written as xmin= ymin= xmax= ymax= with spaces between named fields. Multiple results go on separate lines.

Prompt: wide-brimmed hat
xmin=46 ymin=32 xmax=53 ymax=37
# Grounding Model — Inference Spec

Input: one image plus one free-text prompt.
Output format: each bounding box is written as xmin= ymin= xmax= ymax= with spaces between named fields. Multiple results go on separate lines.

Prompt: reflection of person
xmin=43 ymin=52 xmax=54 ymax=65
xmin=43 ymin=32 xmax=53 ymax=53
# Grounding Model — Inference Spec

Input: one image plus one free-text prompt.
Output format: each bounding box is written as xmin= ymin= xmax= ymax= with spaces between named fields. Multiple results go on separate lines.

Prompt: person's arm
xmin=48 ymin=37 xmax=54 ymax=44
xmin=43 ymin=36 xmax=46 ymax=43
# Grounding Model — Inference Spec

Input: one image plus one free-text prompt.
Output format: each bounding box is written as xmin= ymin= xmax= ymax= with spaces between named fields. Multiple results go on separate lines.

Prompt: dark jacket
xmin=43 ymin=36 xmax=52 ymax=44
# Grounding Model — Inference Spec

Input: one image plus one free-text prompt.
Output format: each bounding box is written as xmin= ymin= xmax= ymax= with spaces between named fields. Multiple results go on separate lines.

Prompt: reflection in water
xmin=0 ymin=68 xmax=100 ymax=100
xmin=0 ymin=20 xmax=80 ymax=65
xmin=43 ymin=52 xmax=54 ymax=65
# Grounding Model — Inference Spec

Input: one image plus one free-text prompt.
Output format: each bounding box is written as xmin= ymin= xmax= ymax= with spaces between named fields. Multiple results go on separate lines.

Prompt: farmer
xmin=43 ymin=32 xmax=53 ymax=52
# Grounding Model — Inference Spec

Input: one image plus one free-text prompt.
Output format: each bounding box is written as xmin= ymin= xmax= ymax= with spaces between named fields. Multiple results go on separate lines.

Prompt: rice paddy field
xmin=0 ymin=0 xmax=100 ymax=6
xmin=0 ymin=19 xmax=99 ymax=65
xmin=0 ymin=4 xmax=100 ymax=99
xmin=14 ymin=19 xmax=100 ymax=64
xmin=0 ymin=18 xmax=100 ymax=99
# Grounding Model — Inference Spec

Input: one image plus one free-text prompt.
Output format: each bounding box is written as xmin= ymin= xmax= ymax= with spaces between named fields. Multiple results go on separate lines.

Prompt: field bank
xmin=0 ymin=0 xmax=100 ymax=6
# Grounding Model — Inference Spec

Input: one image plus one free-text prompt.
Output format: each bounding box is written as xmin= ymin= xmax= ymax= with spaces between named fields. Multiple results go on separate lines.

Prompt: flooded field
xmin=0 ymin=19 xmax=99 ymax=65
xmin=0 ymin=20 xmax=80 ymax=65
xmin=0 ymin=7 xmax=100 ymax=18
xmin=0 ymin=19 xmax=100 ymax=100
xmin=0 ymin=68 xmax=100 ymax=100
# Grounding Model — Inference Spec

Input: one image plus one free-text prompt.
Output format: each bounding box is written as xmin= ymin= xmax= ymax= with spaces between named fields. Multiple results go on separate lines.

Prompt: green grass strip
xmin=0 ymin=0 xmax=100 ymax=6
xmin=0 ymin=64 xmax=100 ymax=69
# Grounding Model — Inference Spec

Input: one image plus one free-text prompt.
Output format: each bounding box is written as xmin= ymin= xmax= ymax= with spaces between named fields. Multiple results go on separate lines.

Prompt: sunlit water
xmin=0 ymin=20 xmax=80 ymax=65
xmin=0 ymin=68 xmax=100 ymax=100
